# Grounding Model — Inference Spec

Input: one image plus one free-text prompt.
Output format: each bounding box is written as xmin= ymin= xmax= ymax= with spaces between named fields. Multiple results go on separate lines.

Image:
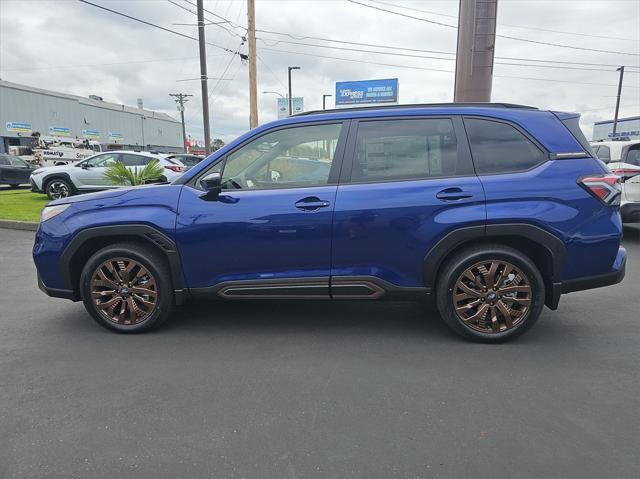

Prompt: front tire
xmin=80 ymin=242 xmax=174 ymax=333
xmin=45 ymin=178 xmax=73 ymax=200
xmin=436 ymin=244 xmax=545 ymax=343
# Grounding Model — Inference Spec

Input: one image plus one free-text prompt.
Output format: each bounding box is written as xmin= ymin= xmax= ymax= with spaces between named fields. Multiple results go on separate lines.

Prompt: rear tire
xmin=80 ymin=242 xmax=174 ymax=333
xmin=436 ymin=244 xmax=545 ymax=343
xmin=45 ymin=178 xmax=73 ymax=200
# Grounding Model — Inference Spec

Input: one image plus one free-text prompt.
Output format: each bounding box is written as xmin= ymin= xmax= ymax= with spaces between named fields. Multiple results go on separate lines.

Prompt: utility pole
xmin=197 ymin=0 xmax=211 ymax=155
xmin=169 ymin=93 xmax=193 ymax=152
xmin=288 ymin=66 xmax=300 ymax=115
xmin=322 ymin=94 xmax=332 ymax=110
xmin=454 ymin=0 xmax=498 ymax=102
xmin=613 ymin=66 xmax=625 ymax=138
xmin=247 ymin=0 xmax=258 ymax=128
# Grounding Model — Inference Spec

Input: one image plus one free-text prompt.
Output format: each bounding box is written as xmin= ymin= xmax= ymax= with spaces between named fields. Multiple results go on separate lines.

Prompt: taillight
xmin=165 ymin=165 xmax=183 ymax=173
xmin=578 ymin=174 xmax=621 ymax=206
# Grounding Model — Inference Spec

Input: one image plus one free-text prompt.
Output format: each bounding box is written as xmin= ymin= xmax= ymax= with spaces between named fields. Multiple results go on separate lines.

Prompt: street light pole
xmin=322 ymin=94 xmax=332 ymax=110
xmin=288 ymin=66 xmax=300 ymax=116
xmin=613 ymin=66 xmax=625 ymax=138
xmin=196 ymin=0 xmax=211 ymax=155
xmin=262 ymin=91 xmax=285 ymax=98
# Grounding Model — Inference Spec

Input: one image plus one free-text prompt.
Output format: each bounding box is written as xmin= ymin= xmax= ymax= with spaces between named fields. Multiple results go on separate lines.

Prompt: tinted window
xmin=351 ymin=119 xmax=469 ymax=182
xmin=596 ymin=145 xmax=611 ymax=162
xmin=465 ymin=118 xmax=546 ymax=174
xmin=6 ymin=155 xmax=28 ymax=167
xmin=219 ymin=123 xmax=342 ymax=190
xmin=0 ymin=156 xmax=9 ymax=166
xmin=625 ymin=145 xmax=640 ymax=166
xmin=561 ymin=116 xmax=595 ymax=156
xmin=120 ymin=154 xmax=147 ymax=167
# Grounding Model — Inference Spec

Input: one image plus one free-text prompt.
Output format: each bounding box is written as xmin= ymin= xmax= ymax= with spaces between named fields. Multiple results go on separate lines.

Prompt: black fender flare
xmin=422 ymin=223 xmax=566 ymax=290
xmin=60 ymin=224 xmax=185 ymax=304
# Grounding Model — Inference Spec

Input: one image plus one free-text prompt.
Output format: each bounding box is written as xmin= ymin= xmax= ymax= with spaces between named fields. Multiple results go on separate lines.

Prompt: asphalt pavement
xmin=1 ymin=226 xmax=639 ymax=479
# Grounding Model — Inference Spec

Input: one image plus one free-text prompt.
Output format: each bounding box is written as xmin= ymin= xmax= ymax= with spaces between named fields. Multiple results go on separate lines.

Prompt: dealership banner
xmin=335 ymin=79 xmax=399 ymax=106
xmin=6 ymin=121 xmax=32 ymax=134
xmin=277 ymin=97 xmax=304 ymax=119
xmin=82 ymin=129 xmax=100 ymax=139
xmin=108 ymin=132 xmax=124 ymax=143
xmin=49 ymin=126 xmax=71 ymax=137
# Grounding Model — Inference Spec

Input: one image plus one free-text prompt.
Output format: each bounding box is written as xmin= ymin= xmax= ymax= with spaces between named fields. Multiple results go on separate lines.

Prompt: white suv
xmin=591 ymin=139 xmax=640 ymax=223
xmin=30 ymin=150 xmax=185 ymax=200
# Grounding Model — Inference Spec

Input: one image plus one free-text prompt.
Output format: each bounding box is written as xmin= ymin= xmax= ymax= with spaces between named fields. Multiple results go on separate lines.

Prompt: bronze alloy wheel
xmin=90 ymin=257 xmax=158 ymax=325
xmin=452 ymin=260 xmax=532 ymax=333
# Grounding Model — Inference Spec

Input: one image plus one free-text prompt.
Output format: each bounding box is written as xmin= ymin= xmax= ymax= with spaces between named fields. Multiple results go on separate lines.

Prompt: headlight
xmin=40 ymin=204 xmax=71 ymax=222
xmin=31 ymin=170 xmax=45 ymax=176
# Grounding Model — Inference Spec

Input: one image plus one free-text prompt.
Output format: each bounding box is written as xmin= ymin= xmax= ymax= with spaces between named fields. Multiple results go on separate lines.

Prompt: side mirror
xmin=200 ymin=172 xmax=222 ymax=200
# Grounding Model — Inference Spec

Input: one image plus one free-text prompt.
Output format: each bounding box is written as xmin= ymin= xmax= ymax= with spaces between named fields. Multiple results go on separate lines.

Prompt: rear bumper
xmin=37 ymin=274 xmax=78 ymax=301
xmin=620 ymin=202 xmax=640 ymax=223
xmin=547 ymin=247 xmax=626 ymax=309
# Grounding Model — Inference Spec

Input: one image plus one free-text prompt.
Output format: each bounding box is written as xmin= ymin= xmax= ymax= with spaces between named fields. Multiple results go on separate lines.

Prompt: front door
xmin=73 ymin=152 xmax=120 ymax=188
xmin=176 ymin=121 xmax=348 ymax=297
xmin=331 ymin=117 xmax=486 ymax=296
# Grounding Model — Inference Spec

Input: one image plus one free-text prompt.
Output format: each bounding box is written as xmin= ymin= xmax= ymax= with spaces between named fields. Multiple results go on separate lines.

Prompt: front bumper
xmin=30 ymin=178 xmax=43 ymax=193
xmin=620 ymin=202 xmax=640 ymax=223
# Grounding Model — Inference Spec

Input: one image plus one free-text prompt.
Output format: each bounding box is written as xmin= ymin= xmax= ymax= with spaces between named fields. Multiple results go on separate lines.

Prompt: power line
xmin=167 ymin=0 xmax=245 ymax=40
xmin=256 ymin=37 xmax=636 ymax=73
xmin=369 ymin=0 xmax=639 ymax=42
xmin=255 ymin=29 xmax=640 ymax=70
xmin=347 ymin=0 xmax=640 ymax=56
xmin=260 ymin=46 xmax=640 ymax=88
xmin=256 ymin=53 xmax=288 ymax=92
xmin=77 ymin=0 xmax=246 ymax=59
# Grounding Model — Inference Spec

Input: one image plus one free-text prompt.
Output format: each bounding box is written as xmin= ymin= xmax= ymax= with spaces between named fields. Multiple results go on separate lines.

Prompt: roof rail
xmin=295 ymin=102 xmax=538 ymax=117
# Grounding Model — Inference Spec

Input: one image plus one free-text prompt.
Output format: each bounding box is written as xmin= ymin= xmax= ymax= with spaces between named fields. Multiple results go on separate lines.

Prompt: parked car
xmin=30 ymin=150 xmax=185 ymax=200
xmin=166 ymin=154 xmax=204 ymax=170
xmin=33 ymin=103 xmax=626 ymax=342
xmin=591 ymin=139 xmax=640 ymax=222
xmin=0 ymin=154 xmax=36 ymax=187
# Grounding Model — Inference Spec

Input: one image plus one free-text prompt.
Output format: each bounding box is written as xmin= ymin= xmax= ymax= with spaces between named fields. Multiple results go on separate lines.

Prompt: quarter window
xmin=351 ymin=119 xmax=469 ymax=182
xmin=219 ymin=123 xmax=342 ymax=190
xmin=595 ymin=145 xmax=611 ymax=162
xmin=465 ymin=118 xmax=546 ymax=174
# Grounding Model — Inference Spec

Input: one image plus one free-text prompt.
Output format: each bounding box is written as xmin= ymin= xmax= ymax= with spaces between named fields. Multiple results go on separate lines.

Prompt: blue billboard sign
xmin=335 ymin=78 xmax=399 ymax=106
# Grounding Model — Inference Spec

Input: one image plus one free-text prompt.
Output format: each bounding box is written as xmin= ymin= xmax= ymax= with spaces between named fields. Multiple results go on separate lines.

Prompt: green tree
xmin=103 ymin=159 xmax=165 ymax=186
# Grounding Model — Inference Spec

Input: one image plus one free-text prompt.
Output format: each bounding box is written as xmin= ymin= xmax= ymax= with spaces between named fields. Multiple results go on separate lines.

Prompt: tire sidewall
xmin=437 ymin=247 xmax=545 ymax=342
xmin=80 ymin=244 xmax=173 ymax=333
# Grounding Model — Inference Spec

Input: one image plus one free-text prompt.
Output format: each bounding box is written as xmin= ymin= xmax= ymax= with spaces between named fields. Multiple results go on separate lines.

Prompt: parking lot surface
xmin=1 ymin=226 xmax=639 ymax=478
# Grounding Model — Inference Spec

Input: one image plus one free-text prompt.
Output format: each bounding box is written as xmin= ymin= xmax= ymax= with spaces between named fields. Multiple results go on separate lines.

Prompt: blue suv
xmin=33 ymin=103 xmax=626 ymax=341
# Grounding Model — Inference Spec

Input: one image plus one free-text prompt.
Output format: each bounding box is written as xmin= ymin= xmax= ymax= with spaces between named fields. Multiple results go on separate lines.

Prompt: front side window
xmin=0 ymin=155 xmax=10 ymax=166
xmin=85 ymin=153 xmax=119 ymax=167
xmin=351 ymin=119 xmax=469 ymax=182
xmin=219 ymin=123 xmax=342 ymax=190
xmin=5 ymin=155 xmax=28 ymax=167
xmin=465 ymin=118 xmax=546 ymax=174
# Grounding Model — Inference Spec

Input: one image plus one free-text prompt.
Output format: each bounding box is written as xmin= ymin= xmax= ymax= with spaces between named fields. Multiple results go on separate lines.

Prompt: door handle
xmin=295 ymin=196 xmax=330 ymax=211
xmin=436 ymin=187 xmax=473 ymax=201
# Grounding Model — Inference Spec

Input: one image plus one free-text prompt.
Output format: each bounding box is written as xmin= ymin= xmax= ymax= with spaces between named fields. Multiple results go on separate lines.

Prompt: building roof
xmin=594 ymin=116 xmax=640 ymax=126
xmin=0 ymin=80 xmax=180 ymax=124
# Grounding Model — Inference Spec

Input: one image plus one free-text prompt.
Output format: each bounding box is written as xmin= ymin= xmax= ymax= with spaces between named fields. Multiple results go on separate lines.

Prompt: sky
xmin=1 ymin=0 xmax=639 ymax=144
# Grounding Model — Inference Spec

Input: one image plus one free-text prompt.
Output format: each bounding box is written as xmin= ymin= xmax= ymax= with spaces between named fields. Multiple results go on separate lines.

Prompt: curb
xmin=0 ymin=220 xmax=38 ymax=232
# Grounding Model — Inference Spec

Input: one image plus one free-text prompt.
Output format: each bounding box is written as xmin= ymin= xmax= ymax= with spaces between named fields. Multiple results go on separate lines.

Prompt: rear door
xmin=330 ymin=116 xmax=486 ymax=295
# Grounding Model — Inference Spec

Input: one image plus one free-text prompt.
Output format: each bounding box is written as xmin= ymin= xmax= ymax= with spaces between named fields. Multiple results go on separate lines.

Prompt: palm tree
xmin=103 ymin=159 xmax=164 ymax=186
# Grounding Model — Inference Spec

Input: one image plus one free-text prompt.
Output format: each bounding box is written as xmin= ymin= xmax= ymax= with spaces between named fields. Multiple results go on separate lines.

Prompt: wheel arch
xmin=42 ymin=172 xmax=76 ymax=193
xmin=423 ymin=224 xmax=566 ymax=310
xmin=60 ymin=225 xmax=185 ymax=304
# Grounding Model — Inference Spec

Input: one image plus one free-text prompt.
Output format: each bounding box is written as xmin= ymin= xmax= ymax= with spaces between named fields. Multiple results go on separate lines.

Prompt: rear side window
xmin=120 ymin=154 xmax=147 ymax=166
xmin=351 ymin=118 xmax=471 ymax=182
xmin=624 ymin=144 xmax=640 ymax=166
xmin=464 ymin=118 xmax=546 ymax=174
